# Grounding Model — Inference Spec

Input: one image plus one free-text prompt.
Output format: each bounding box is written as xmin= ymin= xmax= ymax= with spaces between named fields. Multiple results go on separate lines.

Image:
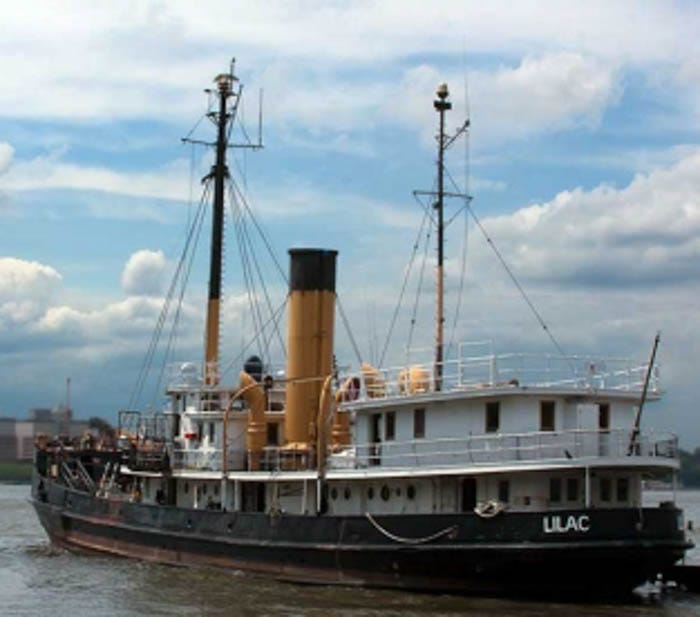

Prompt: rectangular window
xmin=617 ymin=477 xmax=629 ymax=502
xmin=598 ymin=403 xmax=610 ymax=432
xmin=385 ymin=412 xmax=396 ymax=441
xmin=208 ymin=422 xmax=215 ymax=442
xmin=498 ymin=480 xmax=510 ymax=503
xmin=540 ymin=401 xmax=556 ymax=432
xmin=549 ymin=478 xmax=562 ymax=503
xmin=600 ymin=477 xmax=611 ymax=502
xmin=566 ymin=478 xmax=579 ymax=502
xmin=266 ymin=422 xmax=279 ymax=446
xmin=413 ymin=408 xmax=425 ymax=439
xmin=485 ymin=402 xmax=500 ymax=433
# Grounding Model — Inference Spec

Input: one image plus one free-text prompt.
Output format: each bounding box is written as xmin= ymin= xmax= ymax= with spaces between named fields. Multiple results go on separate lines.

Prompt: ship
xmin=31 ymin=61 xmax=692 ymax=600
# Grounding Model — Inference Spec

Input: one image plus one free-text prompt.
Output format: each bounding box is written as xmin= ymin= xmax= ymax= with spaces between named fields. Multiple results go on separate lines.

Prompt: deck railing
xmin=343 ymin=342 xmax=659 ymax=403
xmin=168 ymin=429 xmax=677 ymax=473
xmin=327 ymin=428 xmax=677 ymax=471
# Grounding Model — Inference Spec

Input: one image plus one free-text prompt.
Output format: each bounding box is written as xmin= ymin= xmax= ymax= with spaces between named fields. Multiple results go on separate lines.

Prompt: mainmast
xmin=433 ymin=83 xmax=451 ymax=391
xmin=204 ymin=71 xmax=237 ymax=386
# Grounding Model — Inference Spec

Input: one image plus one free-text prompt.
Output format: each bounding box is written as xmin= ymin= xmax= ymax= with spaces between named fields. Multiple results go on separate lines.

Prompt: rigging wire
xmin=128 ymin=183 xmax=212 ymax=409
xmin=230 ymin=179 xmax=288 ymax=284
xmin=219 ymin=299 xmax=288 ymax=380
xmin=378 ymin=208 xmax=430 ymax=368
xmin=463 ymin=200 xmax=576 ymax=376
xmin=336 ymin=295 xmax=364 ymax=367
xmin=228 ymin=178 xmax=286 ymax=357
xmin=406 ymin=212 xmax=434 ymax=361
xmin=150 ymin=188 xmax=209 ymax=408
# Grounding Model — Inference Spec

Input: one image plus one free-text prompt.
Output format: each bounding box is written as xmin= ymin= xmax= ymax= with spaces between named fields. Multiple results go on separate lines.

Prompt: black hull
xmin=31 ymin=477 xmax=689 ymax=599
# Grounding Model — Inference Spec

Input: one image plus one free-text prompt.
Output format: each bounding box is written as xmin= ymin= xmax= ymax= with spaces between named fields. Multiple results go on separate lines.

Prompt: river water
xmin=1 ymin=484 xmax=700 ymax=616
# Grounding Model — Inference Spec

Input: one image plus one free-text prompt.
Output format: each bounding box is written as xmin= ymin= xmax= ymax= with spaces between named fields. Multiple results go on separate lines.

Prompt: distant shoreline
xmin=0 ymin=462 xmax=32 ymax=484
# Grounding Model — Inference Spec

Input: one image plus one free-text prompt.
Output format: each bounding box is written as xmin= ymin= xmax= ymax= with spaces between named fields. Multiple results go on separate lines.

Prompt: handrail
xmin=169 ymin=428 xmax=678 ymax=473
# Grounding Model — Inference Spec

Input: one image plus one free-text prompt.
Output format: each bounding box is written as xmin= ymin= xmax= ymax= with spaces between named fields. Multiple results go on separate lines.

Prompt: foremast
xmin=204 ymin=72 xmax=235 ymax=386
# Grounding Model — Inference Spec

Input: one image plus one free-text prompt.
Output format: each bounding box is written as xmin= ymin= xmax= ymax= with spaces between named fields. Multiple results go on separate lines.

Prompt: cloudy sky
xmin=2 ymin=1 xmax=700 ymax=445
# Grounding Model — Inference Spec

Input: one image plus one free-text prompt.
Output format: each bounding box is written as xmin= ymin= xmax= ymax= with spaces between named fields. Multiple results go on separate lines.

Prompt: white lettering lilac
xmin=542 ymin=514 xmax=590 ymax=534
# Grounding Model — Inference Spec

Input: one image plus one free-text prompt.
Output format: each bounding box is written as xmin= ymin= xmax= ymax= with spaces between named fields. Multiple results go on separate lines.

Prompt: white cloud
xmin=0 ymin=257 xmax=62 ymax=325
xmin=121 ymin=250 xmax=167 ymax=296
xmin=0 ymin=143 xmax=14 ymax=174
xmin=458 ymin=149 xmax=700 ymax=289
xmin=3 ymin=153 xmax=191 ymax=202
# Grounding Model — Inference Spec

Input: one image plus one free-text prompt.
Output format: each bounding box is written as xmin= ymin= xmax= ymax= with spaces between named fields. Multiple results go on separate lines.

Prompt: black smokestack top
xmin=289 ymin=249 xmax=338 ymax=292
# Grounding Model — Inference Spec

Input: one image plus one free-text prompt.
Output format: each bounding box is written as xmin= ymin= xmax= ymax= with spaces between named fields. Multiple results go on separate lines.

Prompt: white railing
xmin=327 ymin=429 xmax=678 ymax=471
xmin=171 ymin=448 xmax=245 ymax=471
xmin=344 ymin=342 xmax=659 ymax=403
xmin=169 ymin=429 xmax=677 ymax=473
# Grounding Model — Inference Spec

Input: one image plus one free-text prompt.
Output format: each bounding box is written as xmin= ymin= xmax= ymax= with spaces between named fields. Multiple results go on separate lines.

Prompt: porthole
xmin=381 ymin=485 xmax=390 ymax=501
xmin=367 ymin=487 xmax=375 ymax=500
xmin=344 ymin=487 xmax=351 ymax=500
xmin=407 ymin=485 xmax=416 ymax=500
xmin=331 ymin=487 xmax=338 ymax=500
xmin=395 ymin=487 xmax=402 ymax=497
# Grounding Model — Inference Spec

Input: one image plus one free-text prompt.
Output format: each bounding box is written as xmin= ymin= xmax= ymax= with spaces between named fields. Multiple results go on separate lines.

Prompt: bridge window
xmin=598 ymin=403 xmax=610 ymax=432
xmin=540 ymin=401 xmax=555 ymax=431
xmin=485 ymin=402 xmax=500 ymax=433
xmin=617 ymin=477 xmax=629 ymax=502
xmin=498 ymin=480 xmax=509 ymax=503
xmin=266 ymin=422 xmax=279 ymax=446
xmin=385 ymin=412 xmax=396 ymax=441
xmin=549 ymin=478 xmax=561 ymax=503
xmin=413 ymin=408 xmax=425 ymax=439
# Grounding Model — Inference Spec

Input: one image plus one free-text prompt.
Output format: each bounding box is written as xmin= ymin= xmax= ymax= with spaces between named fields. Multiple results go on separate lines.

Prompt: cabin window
xmin=600 ymin=478 xmax=611 ymax=502
xmin=413 ymin=408 xmax=425 ymax=439
xmin=266 ymin=422 xmax=279 ymax=446
xmin=598 ymin=403 xmax=610 ymax=432
xmin=197 ymin=423 xmax=203 ymax=441
xmin=208 ymin=422 xmax=215 ymax=443
xmin=498 ymin=480 xmax=509 ymax=503
xmin=344 ymin=487 xmax=351 ymax=500
xmin=367 ymin=487 xmax=375 ymax=500
xmin=214 ymin=484 xmax=219 ymax=496
xmin=385 ymin=412 xmax=396 ymax=441
xmin=184 ymin=482 xmax=189 ymax=494
xmin=485 ymin=402 xmax=500 ymax=433
xmin=566 ymin=478 xmax=579 ymax=502
xmin=540 ymin=401 xmax=556 ymax=431
xmin=381 ymin=485 xmax=391 ymax=501
xmin=617 ymin=478 xmax=629 ymax=502
xmin=331 ymin=487 xmax=338 ymax=500
xmin=549 ymin=478 xmax=562 ymax=503
xmin=407 ymin=485 xmax=416 ymax=500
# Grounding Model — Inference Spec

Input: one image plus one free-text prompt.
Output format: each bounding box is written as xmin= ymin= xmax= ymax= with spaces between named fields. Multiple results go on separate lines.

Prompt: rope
xmin=150 ymin=187 xmax=208 ymax=407
xmin=406 ymin=214 xmax=433 ymax=360
xmin=378 ymin=208 xmax=430 ymax=368
xmin=336 ymin=295 xmax=363 ymax=367
xmin=365 ymin=512 xmax=458 ymax=545
xmin=128 ymin=184 xmax=211 ymax=409
xmin=465 ymin=203 xmax=577 ymax=376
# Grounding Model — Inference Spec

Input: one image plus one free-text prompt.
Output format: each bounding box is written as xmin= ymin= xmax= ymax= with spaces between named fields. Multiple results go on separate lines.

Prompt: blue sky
xmin=2 ymin=1 xmax=700 ymax=445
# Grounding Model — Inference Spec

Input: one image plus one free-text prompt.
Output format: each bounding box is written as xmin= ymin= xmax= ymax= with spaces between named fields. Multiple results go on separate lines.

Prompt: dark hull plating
xmin=31 ymin=475 xmax=690 ymax=599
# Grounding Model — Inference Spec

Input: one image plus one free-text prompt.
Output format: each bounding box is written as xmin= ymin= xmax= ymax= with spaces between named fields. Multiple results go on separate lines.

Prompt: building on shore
xmin=1 ymin=407 xmax=90 ymax=462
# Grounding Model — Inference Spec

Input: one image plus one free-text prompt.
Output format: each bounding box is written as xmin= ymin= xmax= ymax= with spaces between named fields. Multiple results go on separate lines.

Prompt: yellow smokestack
xmin=284 ymin=249 xmax=337 ymax=448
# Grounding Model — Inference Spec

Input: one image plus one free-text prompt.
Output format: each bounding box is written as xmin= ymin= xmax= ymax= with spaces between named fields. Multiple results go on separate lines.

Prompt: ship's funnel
xmin=285 ymin=249 xmax=337 ymax=448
